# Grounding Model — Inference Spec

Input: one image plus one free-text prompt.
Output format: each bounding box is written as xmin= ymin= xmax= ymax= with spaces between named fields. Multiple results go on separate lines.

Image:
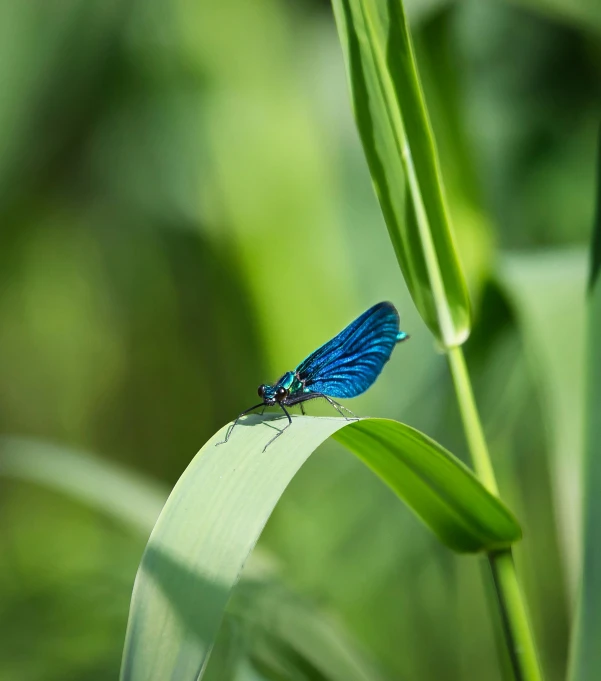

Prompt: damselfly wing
xmin=218 ymin=302 xmax=409 ymax=451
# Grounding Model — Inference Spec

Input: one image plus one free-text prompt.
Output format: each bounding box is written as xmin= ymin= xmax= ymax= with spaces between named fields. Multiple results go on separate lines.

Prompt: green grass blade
xmin=120 ymin=415 xmax=521 ymax=681
xmin=332 ymin=419 xmax=519 ymax=550
xmin=497 ymin=250 xmax=586 ymax=592
xmin=568 ymin=128 xmax=601 ymax=681
xmin=0 ymin=436 xmax=379 ymax=681
xmin=0 ymin=436 xmax=167 ymax=534
xmin=510 ymin=0 xmax=601 ymax=34
xmin=226 ymin=579 xmax=391 ymax=681
xmin=331 ymin=0 xmax=471 ymax=347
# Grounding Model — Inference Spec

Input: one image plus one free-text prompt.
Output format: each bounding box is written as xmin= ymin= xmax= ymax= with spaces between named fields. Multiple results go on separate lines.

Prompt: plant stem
xmin=447 ymin=345 xmax=543 ymax=681
xmin=489 ymin=551 xmax=543 ymax=681
xmin=447 ymin=346 xmax=498 ymax=494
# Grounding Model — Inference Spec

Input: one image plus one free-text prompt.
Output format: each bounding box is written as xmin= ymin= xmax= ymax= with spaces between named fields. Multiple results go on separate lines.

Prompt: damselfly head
xmin=258 ymin=379 xmax=291 ymax=404
xmin=257 ymin=384 xmax=269 ymax=399
xmin=275 ymin=386 xmax=289 ymax=403
xmin=258 ymin=383 xmax=277 ymax=404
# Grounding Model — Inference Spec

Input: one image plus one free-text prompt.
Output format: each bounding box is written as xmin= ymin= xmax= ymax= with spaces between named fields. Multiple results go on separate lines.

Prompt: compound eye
xmin=258 ymin=385 xmax=266 ymax=398
xmin=276 ymin=386 xmax=288 ymax=402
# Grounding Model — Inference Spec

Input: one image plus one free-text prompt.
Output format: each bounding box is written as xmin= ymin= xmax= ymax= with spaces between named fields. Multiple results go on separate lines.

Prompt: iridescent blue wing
xmin=295 ymin=302 xmax=403 ymax=399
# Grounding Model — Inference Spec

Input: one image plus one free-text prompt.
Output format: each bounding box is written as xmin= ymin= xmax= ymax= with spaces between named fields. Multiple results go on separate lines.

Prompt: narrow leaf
xmin=0 ymin=436 xmax=166 ymax=534
xmin=121 ymin=415 xmax=521 ymax=681
xmin=227 ymin=579 xmax=391 ymax=681
xmin=568 ymin=125 xmax=601 ymax=681
xmin=511 ymin=0 xmax=601 ymax=35
xmin=331 ymin=0 xmax=471 ymax=346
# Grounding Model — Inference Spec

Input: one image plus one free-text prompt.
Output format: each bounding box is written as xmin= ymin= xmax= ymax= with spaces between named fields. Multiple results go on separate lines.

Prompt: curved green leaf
xmin=0 ymin=436 xmax=384 ymax=681
xmin=331 ymin=0 xmax=471 ymax=347
xmin=0 ymin=436 xmax=167 ymax=534
xmin=120 ymin=415 xmax=520 ymax=681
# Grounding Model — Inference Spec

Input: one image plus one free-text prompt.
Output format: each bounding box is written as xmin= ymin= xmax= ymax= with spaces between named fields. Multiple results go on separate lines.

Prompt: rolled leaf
xmin=331 ymin=0 xmax=471 ymax=346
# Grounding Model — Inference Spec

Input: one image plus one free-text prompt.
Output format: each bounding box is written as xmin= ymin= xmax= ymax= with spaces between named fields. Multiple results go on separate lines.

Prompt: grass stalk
xmin=447 ymin=345 xmax=543 ymax=681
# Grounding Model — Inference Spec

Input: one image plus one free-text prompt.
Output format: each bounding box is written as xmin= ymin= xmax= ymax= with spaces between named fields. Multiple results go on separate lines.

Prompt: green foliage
xmin=568 ymin=129 xmax=601 ymax=681
xmin=331 ymin=1 xmax=540 ymax=678
xmin=331 ymin=0 xmax=471 ymax=347
xmin=121 ymin=416 xmax=520 ymax=681
xmin=0 ymin=437 xmax=166 ymax=534
xmin=0 ymin=0 xmax=599 ymax=680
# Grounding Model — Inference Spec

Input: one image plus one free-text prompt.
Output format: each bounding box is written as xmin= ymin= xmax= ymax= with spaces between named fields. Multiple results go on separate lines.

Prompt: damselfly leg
xmin=216 ymin=402 xmax=264 ymax=446
xmin=318 ymin=394 xmax=359 ymax=420
xmin=262 ymin=404 xmax=292 ymax=452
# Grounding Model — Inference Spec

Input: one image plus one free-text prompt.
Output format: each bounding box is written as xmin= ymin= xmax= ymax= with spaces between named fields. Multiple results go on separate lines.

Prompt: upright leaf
xmin=568 ymin=125 xmax=601 ymax=681
xmin=331 ymin=0 xmax=471 ymax=347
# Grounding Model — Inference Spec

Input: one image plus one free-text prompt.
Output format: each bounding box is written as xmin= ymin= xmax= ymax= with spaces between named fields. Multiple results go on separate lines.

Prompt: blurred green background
xmin=0 ymin=0 xmax=599 ymax=679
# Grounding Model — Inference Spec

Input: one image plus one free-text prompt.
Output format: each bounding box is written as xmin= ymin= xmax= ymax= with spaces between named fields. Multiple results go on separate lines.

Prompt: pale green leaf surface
xmin=0 ymin=435 xmax=378 ymax=681
xmin=497 ymin=250 xmax=586 ymax=592
xmin=121 ymin=415 xmax=521 ymax=681
xmin=331 ymin=0 xmax=471 ymax=346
